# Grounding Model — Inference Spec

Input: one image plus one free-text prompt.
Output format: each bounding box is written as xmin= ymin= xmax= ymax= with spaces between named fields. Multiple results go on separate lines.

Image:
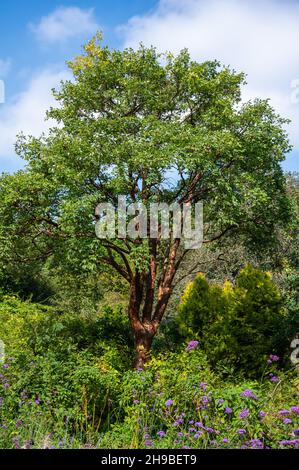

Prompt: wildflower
xmin=279 ymin=439 xmax=299 ymax=447
xmin=144 ymin=440 xmax=152 ymax=447
xmin=134 ymin=400 xmax=140 ymax=404
xmin=177 ymin=432 xmax=183 ymax=437
xmin=218 ymin=399 xmax=224 ymax=404
xmin=206 ymin=427 xmax=214 ymax=433
xmin=2 ymin=364 xmax=9 ymax=369
xmin=279 ymin=409 xmax=290 ymax=415
xmin=189 ymin=427 xmax=196 ymax=433
xmin=173 ymin=418 xmax=183 ymax=426
xmin=225 ymin=407 xmax=233 ymax=414
xmin=186 ymin=340 xmax=199 ymax=352
xmin=268 ymin=354 xmax=280 ymax=363
xmin=270 ymin=375 xmax=279 ymax=383
xmin=200 ymin=382 xmax=207 ymax=390
xmin=25 ymin=440 xmax=32 ymax=449
xmin=241 ymin=389 xmax=258 ymax=400
xmin=15 ymin=419 xmax=23 ymax=429
xmin=283 ymin=418 xmax=292 ymax=425
xmin=194 ymin=433 xmax=202 ymax=439
xmin=195 ymin=421 xmax=204 ymax=428
xmin=189 ymin=420 xmax=194 ymax=424
xmin=12 ymin=437 xmax=20 ymax=449
xmin=35 ymin=399 xmax=40 ymax=405
xmin=259 ymin=411 xmax=266 ymax=418
xmin=293 ymin=429 xmax=299 ymax=436
xmin=238 ymin=429 xmax=246 ymax=435
xmin=240 ymin=409 xmax=249 ymax=419
xmin=249 ymin=438 xmax=264 ymax=449
xmin=222 ymin=438 xmax=229 ymax=443
xmin=157 ymin=431 xmax=166 ymax=437
xmin=291 ymin=406 xmax=299 ymax=414
xmin=165 ymin=399 xmax=173 ymax=407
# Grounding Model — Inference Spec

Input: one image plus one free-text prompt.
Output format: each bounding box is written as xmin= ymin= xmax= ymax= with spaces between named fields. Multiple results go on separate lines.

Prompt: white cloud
xmin=120 ymin=0 xmax=299 ymax=156
xmin=29 ymin=6 xmax=98 ymax=43
xmin=0 ymin=68 xmax=71 ymax=166
xmin=0 ymin=59 xmax=11 ymax=77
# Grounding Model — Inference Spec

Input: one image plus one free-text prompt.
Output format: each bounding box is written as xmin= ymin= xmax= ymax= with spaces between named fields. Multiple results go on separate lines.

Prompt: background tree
xmin=0 ymin=34 xmax=292 ymax=368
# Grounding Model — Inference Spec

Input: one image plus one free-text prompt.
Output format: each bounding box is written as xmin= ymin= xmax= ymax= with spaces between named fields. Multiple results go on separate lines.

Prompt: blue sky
xmin=0 ymin=0 xmax=298 ymax=172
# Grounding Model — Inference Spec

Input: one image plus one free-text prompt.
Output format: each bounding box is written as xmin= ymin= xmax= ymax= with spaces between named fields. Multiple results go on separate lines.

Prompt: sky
xmin=0 ymin=0 xmax=298 ymax=173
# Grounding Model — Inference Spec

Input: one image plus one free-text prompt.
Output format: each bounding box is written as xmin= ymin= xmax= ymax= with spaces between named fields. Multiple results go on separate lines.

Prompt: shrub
xmin=177 ymin=265 xmax=285 ymax=375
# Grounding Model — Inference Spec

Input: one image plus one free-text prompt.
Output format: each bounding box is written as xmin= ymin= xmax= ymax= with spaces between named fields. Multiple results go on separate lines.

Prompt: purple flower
xmin=134 ymin=400 xmax=140 ymax=404
xmin=259 ymin=411 xmax=266 ymax=418
xmin=165 ymin=399 xmax=173 ymax=407
xmin=15 ymin=419 xmax=23 ymax=429
xmin=218 ymin=398 xmax=224 ymax=404
xmin=279 ymin=409 xmax=290 ymax=415
xmin=177 ymin=432 xmax=183 ymax=437
xmin=222 ymin=438 xmax=229 ymax=443
xmin=291 ymin=406 xmax=299 ymax=414
xmin=189 ymin=427 xmax=196 ymax=433
xmin=2 ymin=364 xmax=9 ymax=369
xmin=206 ymin=427 xmax=214 ymax=433
xmin=240 ymin=409 xmax=249 ymax=419
xmin=194 ymin=433 xmax=202 ymax=439
xmin=12 ymin=437 xmax=20 ymax=449
xmin=279 ymin=439 xmax=299 ymax=447
xmin=157 ymin=431 xmax=166 ymax=437
xmin=35 ymin=399 xmax=40 ymax=405
xmin=270 ymin=375 xmax=279 ymax=383
xmin=269 ymin=354 xmax=280 ymax=363
xmin=186 ymin=340 xmax=199 ymax=351
xmin=249 ymin=438 xmax=264 ymax=449
xmin=195 ymin=421 xmax=204 ymax=428
xmin=293 ymin=429 xmax=299 ymax=436
xmin=238 ymin=429 xmax=246 ymax=435
xmin=200 ymin=382 xmax=207 ymax=390
xmin=225 ymin=407 xmax=233 ymax=414
xmin=283 ymin=418 xmax=292 ymax=425
xmin=173 ymin=418 xmax=183 ymax=427
xmin=189 ymin=420 xmax=194 ymax=424
xmin=144 ymin=440 xmax=152 ymax=447
xmin=241 ymin=389 xmax=258 ymax=400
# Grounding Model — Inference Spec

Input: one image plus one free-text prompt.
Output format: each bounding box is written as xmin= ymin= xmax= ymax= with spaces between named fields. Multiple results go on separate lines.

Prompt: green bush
xmin=177 ymin=265 xmax=285 ymax=375
xmin=0 ymin=295 xmax=132 ymax=447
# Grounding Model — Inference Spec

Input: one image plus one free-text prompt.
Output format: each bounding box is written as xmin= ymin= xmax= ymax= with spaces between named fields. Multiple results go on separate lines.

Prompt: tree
xmin=0 ymin=34 xmax=292 ymax=368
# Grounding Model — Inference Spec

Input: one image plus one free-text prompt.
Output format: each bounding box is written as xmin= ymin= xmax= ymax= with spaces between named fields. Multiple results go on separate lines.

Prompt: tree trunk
xmin=134 ymin=328 xmax=155 ymax=369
